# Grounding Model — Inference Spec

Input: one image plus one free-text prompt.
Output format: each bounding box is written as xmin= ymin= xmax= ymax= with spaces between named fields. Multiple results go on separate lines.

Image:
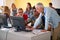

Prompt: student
xmin=3 ymin=6 xmax=10 ymax=27
xmin=24 ymin=2 xmax=33 ymax=18
xmin=29 ymin=6 xmax=39 ymax=26
xmin=11 ymin=3 xmax=17 ymax=16
xmin=16 ymin=8 xmax=28 ymax=25
xmin=31 ymin=6 xmax=39 ymax=21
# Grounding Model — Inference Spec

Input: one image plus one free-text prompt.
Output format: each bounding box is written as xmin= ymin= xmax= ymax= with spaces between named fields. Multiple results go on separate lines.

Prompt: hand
xmin=41 ymin=30 xmax=47 ymax=32
xmin=26 ymin=25 xmax=32 ymax=28
xmin=47 ymin=24 xmax=52 ymax=31
xmin=26 ymin=27 xmax=34 ymax=30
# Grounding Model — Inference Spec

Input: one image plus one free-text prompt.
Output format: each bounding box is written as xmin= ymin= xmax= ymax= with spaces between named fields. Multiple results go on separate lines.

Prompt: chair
xmin=0 ymin=15 xmax=6 ymax=28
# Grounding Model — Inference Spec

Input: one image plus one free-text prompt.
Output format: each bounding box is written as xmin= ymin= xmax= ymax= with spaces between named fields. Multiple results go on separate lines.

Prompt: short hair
xmin=33 ymin=6 xmax=35 ymax=9
xmin=18 ymin=8 xmax=23 ymax=12
xmin=35 ymin=3 xmax=44 ymax=8
xmin=49 ymin=2 xmax=52 ymax=5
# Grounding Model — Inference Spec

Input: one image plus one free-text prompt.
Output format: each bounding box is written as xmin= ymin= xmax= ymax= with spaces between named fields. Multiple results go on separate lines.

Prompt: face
xmin=33 ymin=9 xmax=39 ymax=16
xmin=18 ymin=10 xmax=23 ymax=15
xmin=35 ymin=6 xmax=44 ymax=13
xmin=12 ymin=4 xmax=16 ymax=8
xmin=49 ymin=5 xmax=52 ymax=7
xmin=27 ymin=4 xmax=31 ymax=9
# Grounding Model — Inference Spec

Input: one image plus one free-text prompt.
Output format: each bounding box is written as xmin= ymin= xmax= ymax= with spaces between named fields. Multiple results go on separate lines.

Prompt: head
xmin=33 ymin=6 xmax=35 ymax=9
xmin=11 ymin=3 xmax=16 ymax=9
xmin=1 ymin=6 xmax=4 ymax=8
xmin=18 ymin=8 xmax=23 ymax=15
xmin=4 ymin=6 xmax=10 ymax=12
xmin=35 ymin=3 xmax=44 ymax=13
xmin=32 ymin=6 xmax=39 ymax=17
xmin=49 ymin=2 xmax=52 ymax=7
xmin=33 ymin=9 xmax=39 ymax=16
xmin=3 ymin=6 xmax=10 ymax=15
xmin=27 ymin=2 xmax=32 ymax=10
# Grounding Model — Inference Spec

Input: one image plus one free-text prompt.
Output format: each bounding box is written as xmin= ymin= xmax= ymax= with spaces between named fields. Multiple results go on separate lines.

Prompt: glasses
xmin=18 ymin=12 xmax=23 ymax=13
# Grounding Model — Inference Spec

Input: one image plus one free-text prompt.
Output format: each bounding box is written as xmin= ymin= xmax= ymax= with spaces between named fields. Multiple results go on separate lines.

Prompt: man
xmin=28 ymin=3 xmax=60 ymax=32
xmin=49 ymin=2 xmax=55 ymax=9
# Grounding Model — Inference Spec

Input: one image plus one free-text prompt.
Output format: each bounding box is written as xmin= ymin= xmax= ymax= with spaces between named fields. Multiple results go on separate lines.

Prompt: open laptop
xmin=10 ymin=16 xmax=32 ymax=32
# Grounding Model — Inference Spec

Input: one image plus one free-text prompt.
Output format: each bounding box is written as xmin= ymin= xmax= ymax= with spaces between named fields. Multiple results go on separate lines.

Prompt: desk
xmin=0 ymin=29 xmax=8 ymax=40
xmin=0 ymin=29 xmax=51 ymax=40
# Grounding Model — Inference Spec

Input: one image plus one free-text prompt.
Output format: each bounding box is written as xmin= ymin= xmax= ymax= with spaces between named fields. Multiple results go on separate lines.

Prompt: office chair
xmin=0 ymin=14 xmax=6 ymax=28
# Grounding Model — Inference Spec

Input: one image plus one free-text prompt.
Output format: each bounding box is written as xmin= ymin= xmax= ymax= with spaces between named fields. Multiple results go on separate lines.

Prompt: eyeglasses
xmin=18 ymin=12 xmax=23 ymax=13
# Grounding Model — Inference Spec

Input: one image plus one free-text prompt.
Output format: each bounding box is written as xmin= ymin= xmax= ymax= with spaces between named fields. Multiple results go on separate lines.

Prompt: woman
xmin=3 ymin=6 xmax=10 ymax=27
xmin=25 ymin=2 xmax=33 ymax=18
xmin=11 ymin=3 xmax=17 ymax=16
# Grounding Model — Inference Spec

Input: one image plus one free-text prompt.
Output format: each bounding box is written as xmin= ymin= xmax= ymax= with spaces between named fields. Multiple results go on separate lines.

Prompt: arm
xmin=33 ymin=13 xmax=42 ymax=28
xmin=45 ymin=8 xmax=53 ymax=30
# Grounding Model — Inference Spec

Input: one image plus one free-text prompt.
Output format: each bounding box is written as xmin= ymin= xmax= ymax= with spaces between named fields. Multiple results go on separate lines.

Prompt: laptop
xmin=10 ymin=16 xmax=32 ymax=32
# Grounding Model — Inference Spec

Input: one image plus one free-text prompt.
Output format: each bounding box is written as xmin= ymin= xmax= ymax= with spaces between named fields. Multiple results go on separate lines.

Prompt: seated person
xmin=3 ymin=6 xmax=11 ymax=28
xmin=27 ymin=7 xmax=39 ymax=26
xmin=24 ymin=3 xmax=33 ymax=18
xmin=16 ymin=8 xmax=28 ymax=25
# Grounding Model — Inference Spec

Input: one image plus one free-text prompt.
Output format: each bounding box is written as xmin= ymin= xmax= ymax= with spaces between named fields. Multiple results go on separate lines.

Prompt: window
xmin=0 ymin=0 xmax=4 ymax=6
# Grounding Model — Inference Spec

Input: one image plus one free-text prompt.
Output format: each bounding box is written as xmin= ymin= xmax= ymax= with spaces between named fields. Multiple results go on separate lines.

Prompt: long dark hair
xmin=4 ymin=6 xmax=10 ymax=14
xmin=11 ymin=3 xmax=16 ymax=9
xmin=27 ymin=2 xmax=32 ymax=10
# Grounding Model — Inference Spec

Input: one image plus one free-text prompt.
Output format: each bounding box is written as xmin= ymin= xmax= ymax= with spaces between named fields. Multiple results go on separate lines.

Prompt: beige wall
xmin=4 ymin=0 xmax=15 ymax=8
xmin=51 ymin=0 xmax=60 ymax=8
xmin=4 ymin=0 xmax=60 ymax=9
xmin=14 ymin=0 xmax=51 ymax=10
xmin=4 ymin=0 xmax=51 ymax=10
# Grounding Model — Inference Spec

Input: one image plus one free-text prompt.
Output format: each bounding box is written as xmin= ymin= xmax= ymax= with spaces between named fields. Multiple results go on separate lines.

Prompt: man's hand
xmin=47 ymin=24 xmax=52 ymax=31
xmin=26 ymin=27 xmax=34 ymax=30
xmin=41 ymin=30 xmax=47 ymax=32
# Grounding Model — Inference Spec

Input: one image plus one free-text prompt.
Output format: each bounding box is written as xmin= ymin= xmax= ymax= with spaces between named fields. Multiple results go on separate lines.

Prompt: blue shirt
xmin=33 ymin=7 xmax=60 ymax=30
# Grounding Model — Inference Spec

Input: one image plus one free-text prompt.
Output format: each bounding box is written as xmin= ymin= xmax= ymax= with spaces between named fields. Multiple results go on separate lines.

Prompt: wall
xmin=4 ymin=0 xmax=15 ymax=8
xmin=3 ymin=0 xmax=60 ymax=9
xmin=14 ymin=0 xmax=51 ymax=10
xmin=51 ymin=0 xmax=60 ymax=8
xmin=0 ymin=0 xmax=4 ymax=6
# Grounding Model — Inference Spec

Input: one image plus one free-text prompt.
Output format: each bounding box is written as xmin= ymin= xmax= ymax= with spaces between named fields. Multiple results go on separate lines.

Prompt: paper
xmin=32 ymin=29 xmax=45 ymax=35
xmin=1 ymin=28 xmax=9 ymax=31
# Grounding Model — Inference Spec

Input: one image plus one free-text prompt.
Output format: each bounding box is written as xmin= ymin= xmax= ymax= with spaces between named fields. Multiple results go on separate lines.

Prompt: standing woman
xmin=11 ymin=3 xmax=17 ymax=16
xmin=3 ymin=6 xmax=10 ymax=27
xmin=25 ymin=2 xmax=33 ymax=18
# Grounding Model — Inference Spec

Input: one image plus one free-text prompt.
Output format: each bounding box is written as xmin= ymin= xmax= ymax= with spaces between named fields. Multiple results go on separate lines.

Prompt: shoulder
xmin=23 ymin=13 xmax=28 ymax=17
xmin=44 ymin=7 xmax=57 ymax=14
xmin=23 ymin=13 xmax=28 ymax=16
